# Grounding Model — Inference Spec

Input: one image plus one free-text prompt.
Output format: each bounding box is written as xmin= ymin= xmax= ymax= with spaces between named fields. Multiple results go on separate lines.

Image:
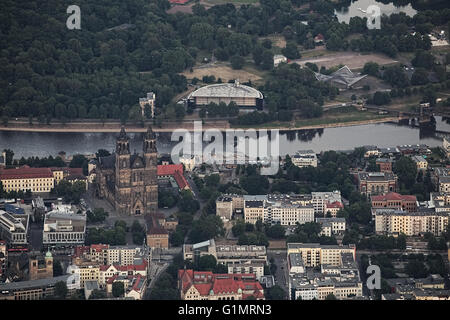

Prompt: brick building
xmin=357 ymin=172 xmax=397 ymax=196
xmin=371 ymin=192 xmax=417 ymax=213
xmin=178 ymin=269 xmax=264 ymax=300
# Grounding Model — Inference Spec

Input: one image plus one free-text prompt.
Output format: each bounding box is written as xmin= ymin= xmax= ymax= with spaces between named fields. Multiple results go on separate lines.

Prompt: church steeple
xmin=117 ymin=126 xmax=130 ymax=155
xmin=143 ymin=126 xmax=157 ymax=154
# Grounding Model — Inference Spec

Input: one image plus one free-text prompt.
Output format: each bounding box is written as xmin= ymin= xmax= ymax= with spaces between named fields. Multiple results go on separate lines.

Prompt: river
xmin=0 ymin=117 xmax=449 ymax=158
xmin=335 ymin=0 xmax=417 ymax=24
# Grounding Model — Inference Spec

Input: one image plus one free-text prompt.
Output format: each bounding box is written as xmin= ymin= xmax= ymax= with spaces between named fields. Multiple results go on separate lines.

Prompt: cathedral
xmin=96 ymin=127 xmax=158 ymax=216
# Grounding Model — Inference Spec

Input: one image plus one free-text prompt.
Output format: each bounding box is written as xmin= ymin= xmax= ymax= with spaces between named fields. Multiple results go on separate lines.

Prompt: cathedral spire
xmin=145 ymin=126 xmax=156 ymax=140
xmin=119 ymin=126 xmax=128 ymax=140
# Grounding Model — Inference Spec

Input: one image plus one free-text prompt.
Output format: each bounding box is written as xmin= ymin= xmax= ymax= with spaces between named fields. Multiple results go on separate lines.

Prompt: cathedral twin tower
xmin=97 ymin=127 xmax=158 ymax=216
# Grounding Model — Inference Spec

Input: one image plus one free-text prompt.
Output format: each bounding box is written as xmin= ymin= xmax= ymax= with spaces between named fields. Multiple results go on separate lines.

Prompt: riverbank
xmin=0 ymin=117 xmax=398 ymax=133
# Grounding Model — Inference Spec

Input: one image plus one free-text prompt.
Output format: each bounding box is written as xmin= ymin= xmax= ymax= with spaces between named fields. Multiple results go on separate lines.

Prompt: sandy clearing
xmin=181 ymin=65 xmax=262 ymax=82
xmin=293 ymin=51 xmax=398 ymax=70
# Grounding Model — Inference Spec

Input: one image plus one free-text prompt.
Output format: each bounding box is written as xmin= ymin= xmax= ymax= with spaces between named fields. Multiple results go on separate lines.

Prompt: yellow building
xmin=0 ymin=166 xmax=54 ymax=193
xmin=287 ymin=243 xmax=356 ymax=268
xmin=244 ymin=198 xmax=265 ymax=224
xmin=375 ymin=209 xmax=449 ymax=236
xmin=67 ymin=265 xmax=100 ymax=287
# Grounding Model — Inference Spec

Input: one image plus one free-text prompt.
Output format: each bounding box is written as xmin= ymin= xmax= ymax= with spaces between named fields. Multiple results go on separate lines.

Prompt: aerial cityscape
xmin=0 ymin=0 xmax=450 ymax=305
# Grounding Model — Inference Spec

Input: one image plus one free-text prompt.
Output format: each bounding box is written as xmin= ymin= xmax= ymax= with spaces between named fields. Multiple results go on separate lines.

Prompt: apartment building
xmin=430 ymin=192 xmax=450 ymax=212
xmin=411 ymin=155 xmax=428 ymax=171
xmin=287 ymin=243 xmax=356 ymax=267
xmin=288 ymin=248 xmax=362 ymax=300
xmin=72 ymin=244 xmax=151 ymax=269
xmin=0 ymin=210 xmax=29 ymax=246
xmin=374 ymin=208 xmax=449 ymax=236
xmin=183 ymin=239 xmax=266 ymax=280
xmin=291 ymin=150 xmax=318 ymax=168
xmin=66 ymin=265 xmax=100 ymax=287
xmin=219 ymin=193 xmax=343 ymax=222
xmin=431 ymin=167 xmax=450 ymax=193
xmin=243 ymin=194 xmax=315 ymax=226
xmin=216 ymin=195 xmax=233 ymax=221
xmin=376 ymin=158 xmax=393 ymax=172
xmin=0 ymin=166 xmax=54 ymax=193
xmin=42 ymin=206 xmax=86 ymax=246
xmin=227 ymin=262 xmax=264 ymax=281
xmin=99 ymin=259 xmax=148 ymax=286
xmin=242 ymin=195 xmax=266 ymax=224
xmin=315 ymin=218 xmax=346 ymax=237
xmin=106 ymin=274 xmax=147 ymax=300
xmin=183 ymin=239 xmax=267 ymax=265
xmin=311 ymin=191 xmax=343 ymax=216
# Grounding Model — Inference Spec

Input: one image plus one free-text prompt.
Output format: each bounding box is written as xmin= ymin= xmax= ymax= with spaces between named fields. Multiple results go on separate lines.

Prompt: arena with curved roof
xmin=187 ymin=80 xmax=264 ymax=110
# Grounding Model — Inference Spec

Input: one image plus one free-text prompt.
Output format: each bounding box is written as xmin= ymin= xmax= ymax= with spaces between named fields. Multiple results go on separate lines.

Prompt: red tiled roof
xmin=178 ymin=270 xmax=264 ymax=299
xmin=194 ymin=283 xmax=212 ymax=295
xmin=0 ymin=166 xmax=53 ymax=180
xmin=157 ymin=164 xmax=183 ymax=176
xmin=173 ymin=170 xmax=189 ymax=190
xmin=116 ymin=260 xmax=148 ymax=272
xmin=131 ymin=274 xmax=144 ymax=292
xmin=157 ymin=164 xmax=189 ymax=190
xmin=326 ymin=201 xmax=344 ymax=208
xmin=91 ymin=244 xmax=109 ymax=252
xmin=100 ymin=265 xmax=111 ymax=272
xmin=314 ymin=34 xmax=324 ymax=41
xmin=371 ymin=192 xmax=416 ymax=202
xmin=106 ymin=274 xmax=118 ymax=284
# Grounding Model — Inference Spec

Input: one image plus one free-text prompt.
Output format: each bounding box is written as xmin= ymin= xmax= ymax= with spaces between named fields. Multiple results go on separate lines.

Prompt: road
xmin=267 ymin=249 xmax=289 ymax=296
xmin=183 ymin=173 xmax=206 ymax=243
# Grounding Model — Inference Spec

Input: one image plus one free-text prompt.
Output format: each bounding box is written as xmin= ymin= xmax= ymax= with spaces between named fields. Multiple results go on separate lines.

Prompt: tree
xmin=282 ymin=42 xmax=300 ymax=59
xmin=406 ymin=260 xmax=428 ymax=278
xmin=371 ymin=91 xmax=391 ymax=106
xmin=261 ymin=50 xmax=274 ymax=70
xmin=362 ymin=62 xmax=379 ymax=76
xmin=230 ymin=55 xmax=245 ymax=70
xmin=96 ymin=149 xmax=111 ymax=159
xmin=240 ymin=175 xmax=269 ymax=195
xmin=232 ymin=220 xmax=246 ymax=237
xmin=54 ymin=281 xmax=68 ymax=299
xmin=89 ymin=289 xmax=106 ymax=300
xmin=112 ymin=282 xmax=125 ymax=297
xmin=266 ymin=224 xmax=285 ymax=239
xmin=411 ymin=68 xmax=429 ymax=85
xmin=325 ymin=293 xmax=337 ymax=300
xmin=383 ymin=65 xmax=409 ymax=88
xmin=393 ymin=157 xmax=417 ymax=189
xmin=266 ymin=285 xmax=286 ymax=300
xmin=197 ymin=255 xmax=217 ymax=271
xmin=411 ymin=50 xmax=435 ymax=69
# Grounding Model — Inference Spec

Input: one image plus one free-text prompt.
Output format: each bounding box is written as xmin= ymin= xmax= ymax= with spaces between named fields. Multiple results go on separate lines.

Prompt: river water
xmin=335 ymin=0 xmax=417 ymax=24
xmin=0 ymin=117 xmax=449 ymax=158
